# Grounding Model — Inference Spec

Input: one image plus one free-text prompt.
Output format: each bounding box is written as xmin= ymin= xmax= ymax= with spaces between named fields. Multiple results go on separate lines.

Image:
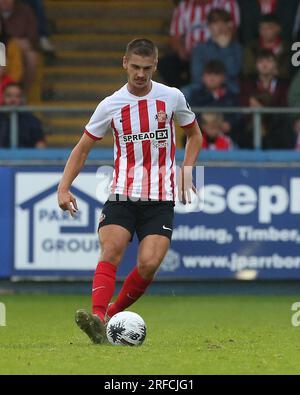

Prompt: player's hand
xmin=58 ymin=190 xmax=78 ymax=217
xmin=178 ymin=166 xmax=196 ymax=205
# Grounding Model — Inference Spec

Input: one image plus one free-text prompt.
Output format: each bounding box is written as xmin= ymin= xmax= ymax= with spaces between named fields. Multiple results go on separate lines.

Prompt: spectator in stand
xmin=158 ymin=0 xmax=240 ymax=88
xmin=243 ymin=14 xmax=291 ymax=80
xmin=183 ymin=8 xmax=242 ymax=99
xmin=288 ymin=69 xmax=300 ymax=111
xmin=0 ymin=19 xmax=23 ymax=83
xmin=200 ymin=112 xmax=233 ymax=150
xmin=188 ymin=60 xmax=239 ymax=136
xmin=241 ymin=49 xmax=289 ymax=107
xmin=22 ymin=0 xmax=55 ymax=53
xmin=238 ymin=0 xmax=299 ymax=44
xmin=239 ymin=49 xmax=293 ymax=149
xmin=0 ymin=83 xmax=46 ymax=148
xmin=0 ymin=0 xmax=39 ymax=91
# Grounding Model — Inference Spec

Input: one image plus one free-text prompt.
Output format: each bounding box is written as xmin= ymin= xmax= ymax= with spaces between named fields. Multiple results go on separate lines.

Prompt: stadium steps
xmin=54 ymin=18 xmax=168 ymax=35
xmin=51 ymin=33 xmax=169 ymax=51
xmin=42 ymin=0 xmax=173 ymax=147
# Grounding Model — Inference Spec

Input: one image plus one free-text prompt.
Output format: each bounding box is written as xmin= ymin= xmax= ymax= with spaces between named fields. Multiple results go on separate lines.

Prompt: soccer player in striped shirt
xmin=57 ymin=38 xmax=202 ymax=344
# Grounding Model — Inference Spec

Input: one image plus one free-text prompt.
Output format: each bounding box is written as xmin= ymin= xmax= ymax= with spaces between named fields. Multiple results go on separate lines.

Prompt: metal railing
xmin=1 ymin=106 xmax=300 ymax=150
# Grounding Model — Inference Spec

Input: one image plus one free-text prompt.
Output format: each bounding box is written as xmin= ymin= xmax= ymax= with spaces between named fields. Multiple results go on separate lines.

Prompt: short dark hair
xmin=255 ymin=48 xmax=277 ymax=62
xmin=207 ymin=8 xmax=232 ymax=24
xmin=125 ymin=38 xmax=158 ymax=58
xmin=203 ymin=60 xmax=225 ymax=75
xmin=259 ymin=13 xmax=281 ymax=26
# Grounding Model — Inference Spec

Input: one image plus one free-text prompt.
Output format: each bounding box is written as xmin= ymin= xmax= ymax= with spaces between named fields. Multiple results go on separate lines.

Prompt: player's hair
xmin=125 ymin=38 xmax=158 ymax=59
xmin=207 ymin=8 xmax=232 ymax=24
xmin=203 ymin=60 xmax=225 ymax=75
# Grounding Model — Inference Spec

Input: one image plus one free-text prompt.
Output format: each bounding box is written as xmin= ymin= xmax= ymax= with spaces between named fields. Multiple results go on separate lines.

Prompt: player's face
xmin=123 ymin=53 xmax=157 ymax=94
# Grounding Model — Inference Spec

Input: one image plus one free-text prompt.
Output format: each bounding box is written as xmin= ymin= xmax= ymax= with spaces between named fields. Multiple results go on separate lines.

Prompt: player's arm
xmin=57 ymin=133 xmax=96 ymax=216
xmin=180 ymin=120 xmax=203 ymax=204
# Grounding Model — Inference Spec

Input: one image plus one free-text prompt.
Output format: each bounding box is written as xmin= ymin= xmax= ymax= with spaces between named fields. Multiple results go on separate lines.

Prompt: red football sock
xmin=92 ymin=261 xmax=117 ymax=322
xmin=107 ymin=266 xmax=152 ymax=317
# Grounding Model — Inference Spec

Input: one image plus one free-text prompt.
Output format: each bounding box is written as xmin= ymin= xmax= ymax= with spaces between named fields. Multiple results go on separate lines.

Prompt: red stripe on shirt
xmin=156 ymin=100 xmax=167 ymax=201
xmin=138 ymin=100 xmax=151 ymax=199
xmin=84 ymin=129 xmax=102 ymax=141
xmin=169 ymin=112 xmax=176 ymax=200
xmin=111 ymin=120 xmax=121 ymax=193
xmin=121 ymin=105 xmax=135 ymax=196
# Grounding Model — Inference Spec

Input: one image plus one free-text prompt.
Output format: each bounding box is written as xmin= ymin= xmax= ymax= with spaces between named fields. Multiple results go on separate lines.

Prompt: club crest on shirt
xmin=155 ymin=111 xmax=168 ymax=123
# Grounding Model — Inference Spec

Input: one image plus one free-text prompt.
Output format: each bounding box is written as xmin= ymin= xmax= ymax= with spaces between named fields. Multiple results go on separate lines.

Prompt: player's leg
xmin=107 ymin=235 xmax=170 ymax=318
xmin=76 ymin=200 xmax=134 ymax=344
xmin=107 ymin=202 xmax=173 ymax=318
xmin=75 ymin=225 xmax=131 ymax=344
xmin=92 ymin=224 xmax=131 ymax=321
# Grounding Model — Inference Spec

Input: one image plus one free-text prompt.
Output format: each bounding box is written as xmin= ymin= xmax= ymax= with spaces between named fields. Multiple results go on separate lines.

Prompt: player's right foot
xmin=75 ymin=309 xmax=106 ymax=344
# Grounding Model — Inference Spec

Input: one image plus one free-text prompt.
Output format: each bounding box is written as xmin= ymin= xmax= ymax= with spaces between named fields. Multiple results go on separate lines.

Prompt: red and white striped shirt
xmin=170 ymin=0 xmax=240 ymax=53
xmin=85 ymin=81 xmax=196 ymax=201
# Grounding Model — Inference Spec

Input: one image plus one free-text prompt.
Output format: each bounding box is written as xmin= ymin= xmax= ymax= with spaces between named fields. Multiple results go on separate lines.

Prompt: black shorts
xmin=98 ymin=195 xmax=175 ymax=242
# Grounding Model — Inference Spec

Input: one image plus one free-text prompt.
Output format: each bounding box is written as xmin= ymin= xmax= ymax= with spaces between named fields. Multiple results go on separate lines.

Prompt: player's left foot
xmin=75 ymin=309 xmax=107 ymax=344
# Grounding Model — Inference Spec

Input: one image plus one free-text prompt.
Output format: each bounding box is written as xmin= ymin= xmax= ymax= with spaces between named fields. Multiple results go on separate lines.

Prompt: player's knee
xmin=138 ymin=253 xmax=160 ymax=279
xmin=100 ymin=243 xmax=124 ymax=266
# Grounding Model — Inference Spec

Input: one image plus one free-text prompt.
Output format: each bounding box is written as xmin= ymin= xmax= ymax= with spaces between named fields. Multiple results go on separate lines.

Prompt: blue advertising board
xmin=0 ymin=167 xmax=13 ymax=278
xmin=1 ymin=165 xmax=300 ymax=280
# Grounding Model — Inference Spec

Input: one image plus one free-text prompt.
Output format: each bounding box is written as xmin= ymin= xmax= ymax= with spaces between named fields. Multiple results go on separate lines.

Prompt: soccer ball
xmin=106 ymin=311 xmax=146 ymax=346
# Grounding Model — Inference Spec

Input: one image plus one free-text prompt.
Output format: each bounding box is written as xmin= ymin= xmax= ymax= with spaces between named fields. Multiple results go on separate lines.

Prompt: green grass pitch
xmin=0 ymin=294 xmax=300 ymax=375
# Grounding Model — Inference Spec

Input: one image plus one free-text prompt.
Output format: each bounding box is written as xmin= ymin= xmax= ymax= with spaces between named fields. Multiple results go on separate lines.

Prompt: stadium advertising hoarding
xmin=1 ymin=165 xmax=300 ymax=279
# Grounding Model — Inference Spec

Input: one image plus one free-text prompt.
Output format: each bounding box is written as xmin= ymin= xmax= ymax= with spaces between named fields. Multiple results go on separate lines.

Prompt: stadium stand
xmin=41 ymin=0 xmax=173 ymax=147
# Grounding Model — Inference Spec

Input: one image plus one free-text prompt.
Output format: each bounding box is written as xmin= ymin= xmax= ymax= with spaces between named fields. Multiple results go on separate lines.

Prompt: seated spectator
xmin=0 ymin=83 xmax=46 ymax=148
xmin=243 ymin=14 xmax=290 ymax=79
xmin=158 ymin=0 xmax=240 ymax=88
xmin=239 ymin=91 xmax=293 ymax=149
xmin=200 ymin=112 xmax=233 ymax=150
xmin=0 ymin=19 xmax=23 ymax=83
xmin=0 ymin=0 xmax=39 ymax=91
xmin=238 ymin=0 xmax=299 ymax=44
xmin=188 ymin=60 xmax=239 ymax=135
xmin=184 ymin=8 xmax=242 ymax=98
xmin=239 ymin=49 xmax=292 ymax=149
xmin=22 ymin=0 xmax=55 ymax=53
xmin=240 ymin=49 xmax=289 ymax=107
xmin=288 ymin=69 xmax=300 ymax=109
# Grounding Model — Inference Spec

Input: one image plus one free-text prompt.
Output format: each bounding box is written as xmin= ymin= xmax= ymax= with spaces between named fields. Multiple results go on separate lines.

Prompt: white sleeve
xmin=85 ymin=99 xmax=111 ymax=140
xmin=174 ymin=89 xmax=196 ymax=128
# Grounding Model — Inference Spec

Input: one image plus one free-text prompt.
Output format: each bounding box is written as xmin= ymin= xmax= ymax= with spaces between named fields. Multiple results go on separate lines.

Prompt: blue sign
xmin=1 ymin=165 xmax=300 ymax=280
xmin=0 ymin=167 xmax=13 ymax=278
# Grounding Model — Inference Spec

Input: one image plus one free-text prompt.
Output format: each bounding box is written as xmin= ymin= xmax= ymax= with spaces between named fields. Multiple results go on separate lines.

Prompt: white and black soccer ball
xmin=106 ymin=311 xmax=146 ymax=346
